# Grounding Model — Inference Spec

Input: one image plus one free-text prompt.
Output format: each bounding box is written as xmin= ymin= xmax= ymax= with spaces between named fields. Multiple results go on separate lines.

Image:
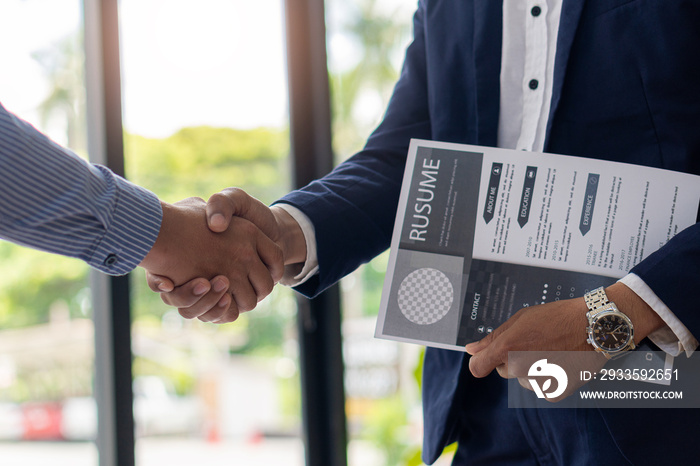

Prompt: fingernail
xmin=158 ymin=283 xmax=172 ymax=292
xmin=213 ymin=278 xmax=227 ymax=293
xmin=193 ymin=283 xmax=209 ymax=296
xmin=210 ymin=213 xmax=226 ymax=229
xmin=218 ymin=294 xmax=231 ymax=308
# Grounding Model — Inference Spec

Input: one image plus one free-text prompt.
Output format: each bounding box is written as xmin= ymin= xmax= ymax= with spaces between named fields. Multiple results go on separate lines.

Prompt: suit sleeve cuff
xmin=274 ymin=203 xmax=319 ymax=287
xmin=619 ymin=273 xmax=699 ymax=357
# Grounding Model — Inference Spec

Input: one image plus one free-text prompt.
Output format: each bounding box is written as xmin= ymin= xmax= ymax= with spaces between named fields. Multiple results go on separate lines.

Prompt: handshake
xmin=139 ymin=188 xmax=305 ymax=323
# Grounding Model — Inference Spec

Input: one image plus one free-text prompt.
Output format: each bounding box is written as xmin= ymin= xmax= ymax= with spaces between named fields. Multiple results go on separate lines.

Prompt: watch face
xmin=591 ymin=313 xmax=633 ymax=351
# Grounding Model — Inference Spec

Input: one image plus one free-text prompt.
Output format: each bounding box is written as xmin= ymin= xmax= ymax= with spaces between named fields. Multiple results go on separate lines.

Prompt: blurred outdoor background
xmin=0 ymin=0 xmax=453 ymax=464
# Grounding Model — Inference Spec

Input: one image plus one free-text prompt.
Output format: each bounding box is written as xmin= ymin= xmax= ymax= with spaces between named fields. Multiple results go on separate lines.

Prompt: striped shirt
xmin=0 ymin=102 xmax=162 ymax=275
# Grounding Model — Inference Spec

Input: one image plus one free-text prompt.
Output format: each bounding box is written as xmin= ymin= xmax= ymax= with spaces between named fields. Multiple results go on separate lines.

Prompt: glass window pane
xmin=324 ymin=1 xmax=431 ymax=465
xmin=0 ymin=1 xmax=97 ymax=465
xmin=118 ymin=1 xmax=301 ymax=464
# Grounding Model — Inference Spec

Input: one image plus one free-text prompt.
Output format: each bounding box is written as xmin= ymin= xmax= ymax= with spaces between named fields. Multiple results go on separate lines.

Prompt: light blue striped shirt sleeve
xmin=0 ymin=102 xmax=162 ymax=275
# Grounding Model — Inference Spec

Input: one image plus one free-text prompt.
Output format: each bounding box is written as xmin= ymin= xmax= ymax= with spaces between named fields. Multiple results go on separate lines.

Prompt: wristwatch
xmin=584 ymin=287 xmax=636 ymax=359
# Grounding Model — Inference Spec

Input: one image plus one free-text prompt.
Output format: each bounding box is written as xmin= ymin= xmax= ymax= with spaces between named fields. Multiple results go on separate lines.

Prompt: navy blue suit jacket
xmin=279 ymin=1 xmax=700 ymax=463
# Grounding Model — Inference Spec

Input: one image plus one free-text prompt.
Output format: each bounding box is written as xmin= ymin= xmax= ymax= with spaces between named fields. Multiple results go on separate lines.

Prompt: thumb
xmin=465 ymin=321 xmax=514 ymax=377
xmin=465 ymin=315 xmax=513 ymax=355
xmin=206 ymin=188 xmax=279 ymax=240
xmin=206 ymin=188 xmax=243 ymax=233
xmin=145 ymin=271 xmax=175 ymax=293
xmin=468 ymin=339 xmax=507 ymax=378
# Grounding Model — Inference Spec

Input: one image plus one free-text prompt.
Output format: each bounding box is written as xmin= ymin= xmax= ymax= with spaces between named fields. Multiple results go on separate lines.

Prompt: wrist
xmin=139 ymin=200 xmax=174 ymax=271
xmin=604 ymin=282 xmax=664 ymax=344
xmin=270 ymin=205 xmax=307 ymax=265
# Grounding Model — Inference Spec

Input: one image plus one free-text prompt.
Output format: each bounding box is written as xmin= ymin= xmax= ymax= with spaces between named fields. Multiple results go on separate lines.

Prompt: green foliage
xmin=230 ymin=287 xmax=297 ymax=356
xmin=329 ymin=0 xmax=411 ymax=162
xmin=0 ymin=242 xmax=89 ymax=328
xmin=361 ymin=396 xmax=411 ymax=465
xmin=132 ymin=354 xmax=196 ymax=397
xmin=360 ymin=251 xmax=390 ymax=317
xmin=124 ymin=126 xmax=289 ymax=204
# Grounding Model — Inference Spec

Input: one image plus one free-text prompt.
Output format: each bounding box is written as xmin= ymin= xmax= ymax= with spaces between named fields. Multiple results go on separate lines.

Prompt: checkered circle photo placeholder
xmin=397 ymin=268 xmax=454 ymax=325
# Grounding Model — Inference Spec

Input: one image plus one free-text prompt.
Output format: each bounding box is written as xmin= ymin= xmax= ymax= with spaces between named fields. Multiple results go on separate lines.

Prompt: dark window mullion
xmin=84 ymin=1 xmax=135 ymax=465
xmin=284 ymin=1 xmax=348 ymax=465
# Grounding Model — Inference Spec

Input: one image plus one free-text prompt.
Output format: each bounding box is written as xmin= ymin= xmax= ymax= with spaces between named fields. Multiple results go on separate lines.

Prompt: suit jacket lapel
xmin=545 ymin=0 xmax=587 ymax=148
xmin=472 ymin=0 xmax=503 ymax=146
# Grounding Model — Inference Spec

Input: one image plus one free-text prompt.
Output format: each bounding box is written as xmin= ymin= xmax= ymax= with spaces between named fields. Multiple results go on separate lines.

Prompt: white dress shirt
xmin=278 ymin=0 xmax=698 ymax=356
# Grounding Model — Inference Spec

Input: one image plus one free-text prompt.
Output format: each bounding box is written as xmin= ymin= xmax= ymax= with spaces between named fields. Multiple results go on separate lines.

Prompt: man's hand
xmin=139 ymin=196 xmax=284 ymax=323
xmin=146 ymin=188 xmax=307 ymax=322
xmin=206 ymin=188 xmax=307 ymax=266
xmin=465 ymin=295 xmax=591 ymax=378
xmin=465 ymin=282 xmax=664 ymax=400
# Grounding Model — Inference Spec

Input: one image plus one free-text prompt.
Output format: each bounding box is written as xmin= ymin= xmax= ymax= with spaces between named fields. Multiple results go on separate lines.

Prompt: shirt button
xmin=531 ymin=5 xmax=542 ymax=17
xmin=103 ymin=254 xmax=119 ymax=267
xmin=528 ymin=79 xmax=539 ymax=90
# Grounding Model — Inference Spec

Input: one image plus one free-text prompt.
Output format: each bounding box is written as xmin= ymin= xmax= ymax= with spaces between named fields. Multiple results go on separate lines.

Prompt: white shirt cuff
xmin=619 ymin=273 xmax=699 ymax=357
xmin=274 ymin=203 xmax=319 ymax=287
